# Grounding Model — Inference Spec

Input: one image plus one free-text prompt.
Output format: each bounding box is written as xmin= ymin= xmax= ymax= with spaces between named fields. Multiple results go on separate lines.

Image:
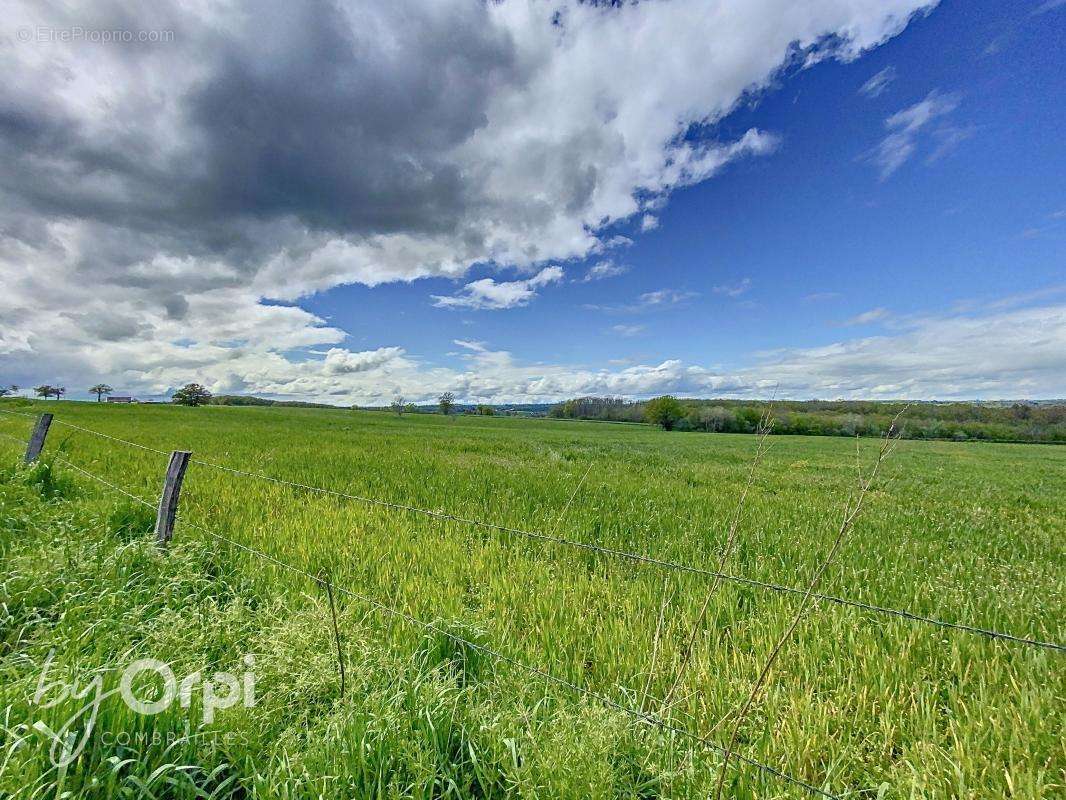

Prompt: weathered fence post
xmin=24 ymin=413 xmax=54 ymax=464
xmin=155 ymin=450 xmax=192 ymax=549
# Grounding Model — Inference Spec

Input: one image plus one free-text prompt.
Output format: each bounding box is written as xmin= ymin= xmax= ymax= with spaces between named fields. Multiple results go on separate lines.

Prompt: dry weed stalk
xmin=639 ymin=577 xmax=677 ymax=713
xmin=659 ymin=407 xmax=775 ymax=711
xmin=318 ymin=567 xmax=346 ymax=698
xmin=712 ymin=410 xmax=906 ymax=800
xmin=550 ymin=460 xmax=594 ymax=536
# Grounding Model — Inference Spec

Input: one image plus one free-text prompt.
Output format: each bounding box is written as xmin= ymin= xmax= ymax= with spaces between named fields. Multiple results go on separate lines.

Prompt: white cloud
xmin=323 ymin=347 xmax=405 ymax=375
xmin=844 ymin=307 xmax=890 ymax=325
xmin=640 ymin=214 xmax=660 ymax=232
xmin=585 ymin=289 xmax=699 ymax=313
xmin=869 ymin=89 xmax=961 ymax=179
xmin=713 ymin=278 xmax=752 ymax=297
xmin=639 ymin=289 xmax=700 ymax=307
xmin=1033 ymin=0 xmax=1066 ymax=14
xmin=981 ymin=284 xmax=1066 ymax=310
xmin=1019 ymin=210 xmax=1066 ymax=240
xmin=926 ymin=124 xmax=975 ymax=164
xmin=579 ymin=260 xmax=630 ymax=282
xmin=431 ymin=266 xmax=564 ymax=310
xmin=610 ymin=324 xmax=646 ymax=338
xmin=858 ymin=65 xmax=896 ymax=97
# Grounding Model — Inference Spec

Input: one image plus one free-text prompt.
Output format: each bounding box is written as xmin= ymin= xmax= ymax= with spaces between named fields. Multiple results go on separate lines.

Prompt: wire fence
xmin=28 ymin=444 xmax=837 ymax=799
xmin=2 ymin=407 xmax=1060 ymax=654
xmin=0 ymin=407 xmax=1063 ymax=797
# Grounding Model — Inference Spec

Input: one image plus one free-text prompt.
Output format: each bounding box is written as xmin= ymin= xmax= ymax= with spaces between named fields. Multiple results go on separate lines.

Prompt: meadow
xmin=0 ymin=400 xmax=1062 ymax=799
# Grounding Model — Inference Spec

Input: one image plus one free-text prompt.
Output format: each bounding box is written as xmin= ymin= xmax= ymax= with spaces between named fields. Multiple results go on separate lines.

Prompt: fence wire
xmin=3 ymin=408 xmax=1057 ymax=653
xmin=43 ymin=449 xmax=840 ymax=800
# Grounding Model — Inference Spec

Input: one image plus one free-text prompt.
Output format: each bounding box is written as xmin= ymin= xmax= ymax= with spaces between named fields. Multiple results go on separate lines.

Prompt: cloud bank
xmin=53 ymin=300 xmax=1053 ymax=405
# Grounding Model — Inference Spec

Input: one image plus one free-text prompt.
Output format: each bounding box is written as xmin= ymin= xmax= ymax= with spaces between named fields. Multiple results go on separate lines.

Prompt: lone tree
xmin=390 ymin=395 xmax=406 ymax=416
xmin=438 ymin=391 xmax=455 ymax=416
xmin=644 ymin=395 xmax=685 ymax=430
xmin=0 ymin=384 xmax=16 ymax=398
xmin=172 ymin=383 xmax=212 ymax=406
xmin=475 ymin=404 xmax=495 ymax=416
xmin=34 ymin=385 xmax=65 ymax=400
xmin=89 ymin=383 xmax=114 ymax=402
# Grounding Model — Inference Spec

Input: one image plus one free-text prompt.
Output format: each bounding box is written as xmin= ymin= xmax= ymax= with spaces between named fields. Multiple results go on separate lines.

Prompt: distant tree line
xmin=551 ymin=396 xmax=644 ymax=422
xmin=209 ymin=394 xmax=340 ymax=409
xmin=549 ymin=396 xmax=1066 ymax=443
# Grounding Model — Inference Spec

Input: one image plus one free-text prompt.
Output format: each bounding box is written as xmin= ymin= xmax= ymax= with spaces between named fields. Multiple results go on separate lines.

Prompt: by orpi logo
xmin=32 ymin=650 xmax=256 ymax=767
xmin=119 ymin=656 xmax=257 ymax=722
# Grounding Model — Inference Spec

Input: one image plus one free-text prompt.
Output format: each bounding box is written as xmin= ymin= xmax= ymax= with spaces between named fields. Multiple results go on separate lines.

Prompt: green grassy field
xmin=0 ymin=400 xmax=1062 ymax=799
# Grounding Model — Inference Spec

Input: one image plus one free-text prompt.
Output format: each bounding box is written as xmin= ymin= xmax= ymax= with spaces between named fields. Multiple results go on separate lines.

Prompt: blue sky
xmin=2 ymin=0 xmax=1064 ymax=402
xmin=305 ymin=0 xmax=1064 ymax=385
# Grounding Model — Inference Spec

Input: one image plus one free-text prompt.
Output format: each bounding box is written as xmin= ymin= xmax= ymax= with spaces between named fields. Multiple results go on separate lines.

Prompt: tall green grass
xmin=0 ymin=401 xmax=1062 ymax=798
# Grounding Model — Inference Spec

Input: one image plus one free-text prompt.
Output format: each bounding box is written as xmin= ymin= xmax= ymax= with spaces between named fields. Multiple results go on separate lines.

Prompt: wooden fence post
xmin=24 ymin=413 xmax=54 ymax=464
xmin=155 ymin=450 xmax=192 ymax=549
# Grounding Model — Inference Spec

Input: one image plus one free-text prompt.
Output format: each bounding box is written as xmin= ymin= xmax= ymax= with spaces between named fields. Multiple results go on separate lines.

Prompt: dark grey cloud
xmin=186 ymin=1 xmax=520 ymax=236
xmin=63 ymin=310 xmax=149 ymax=342
xmin=1 ymin=0 xmax=521 ymax=255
